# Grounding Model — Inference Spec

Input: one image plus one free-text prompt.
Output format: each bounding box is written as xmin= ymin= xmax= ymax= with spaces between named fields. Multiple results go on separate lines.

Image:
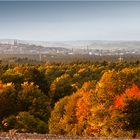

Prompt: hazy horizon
xmin=2 ymin=38 xmax=140 ymax=42
xmin=1 ymin=1 xmax=140 ymax=41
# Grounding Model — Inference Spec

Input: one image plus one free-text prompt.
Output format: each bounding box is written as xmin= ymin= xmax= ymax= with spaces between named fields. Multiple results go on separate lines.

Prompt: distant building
xmin=14 ymin=40 xmax=18 ymax=46
xmin=89 ymin=52 xmax=92 ymax=55
xmin=118 ymin=55 xmax=124 ymax=62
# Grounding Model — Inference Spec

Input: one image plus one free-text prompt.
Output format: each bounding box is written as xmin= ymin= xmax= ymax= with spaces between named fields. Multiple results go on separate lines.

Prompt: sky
xmin=0 ymin=1 xmax=140 ymax=41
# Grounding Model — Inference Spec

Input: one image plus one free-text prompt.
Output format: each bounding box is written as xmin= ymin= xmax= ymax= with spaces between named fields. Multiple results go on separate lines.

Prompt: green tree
xmin=24 ymin=67 xmax=49 ymax=95
xmin=2 ymin=112 xmax=48 ymax=133
xmin=0 ymin=84 xmax=18 ymax=121
xmin=17 ymin=82 xmax=51 ymax=122
xmin=49 ymin=74 xmax=76 ymax=105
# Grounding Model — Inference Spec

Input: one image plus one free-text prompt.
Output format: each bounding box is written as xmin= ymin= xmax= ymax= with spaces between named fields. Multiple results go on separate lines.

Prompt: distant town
xmin=0 ymin=39 xmax=140 ymax=63
xmin=0 ymin=39 xmax=140 ymax=55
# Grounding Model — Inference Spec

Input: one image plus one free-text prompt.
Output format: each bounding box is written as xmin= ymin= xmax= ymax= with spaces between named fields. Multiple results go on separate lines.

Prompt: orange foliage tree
xmin=114 ymin=85 xmax=140 ymax=138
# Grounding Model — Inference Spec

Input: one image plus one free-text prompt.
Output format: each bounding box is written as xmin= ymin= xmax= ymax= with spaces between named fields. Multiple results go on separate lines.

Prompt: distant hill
xmin=0 ymin=39 xmax=70 ymax=54
xmin=0 ymin=39 xmax=140 ymax=50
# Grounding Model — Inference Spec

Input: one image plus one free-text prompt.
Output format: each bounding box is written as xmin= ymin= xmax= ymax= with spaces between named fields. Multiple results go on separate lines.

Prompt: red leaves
xmin=125 ymin=85 xmax=140 ymax=98
xmin=114 ymin=95 xmax=123 ymax=108
xmin=114 ymin=85 xmax=140 ymax=109
xmin=76 ymin=92 xmax=90 ymax=122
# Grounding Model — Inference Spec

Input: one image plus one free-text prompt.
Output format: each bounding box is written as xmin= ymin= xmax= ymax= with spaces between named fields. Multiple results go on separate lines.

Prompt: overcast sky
xmin=0 ymin=1 xmax=140 ymax=41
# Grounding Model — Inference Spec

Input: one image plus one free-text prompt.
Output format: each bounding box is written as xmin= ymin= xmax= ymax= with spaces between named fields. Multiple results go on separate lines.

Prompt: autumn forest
xmin=0 ymin=61 xmax=140 ymax=138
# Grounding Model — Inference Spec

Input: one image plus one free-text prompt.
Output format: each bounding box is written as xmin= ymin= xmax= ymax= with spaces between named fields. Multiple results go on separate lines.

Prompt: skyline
xmin=0 ymin=1 xmax=140 ymax=41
